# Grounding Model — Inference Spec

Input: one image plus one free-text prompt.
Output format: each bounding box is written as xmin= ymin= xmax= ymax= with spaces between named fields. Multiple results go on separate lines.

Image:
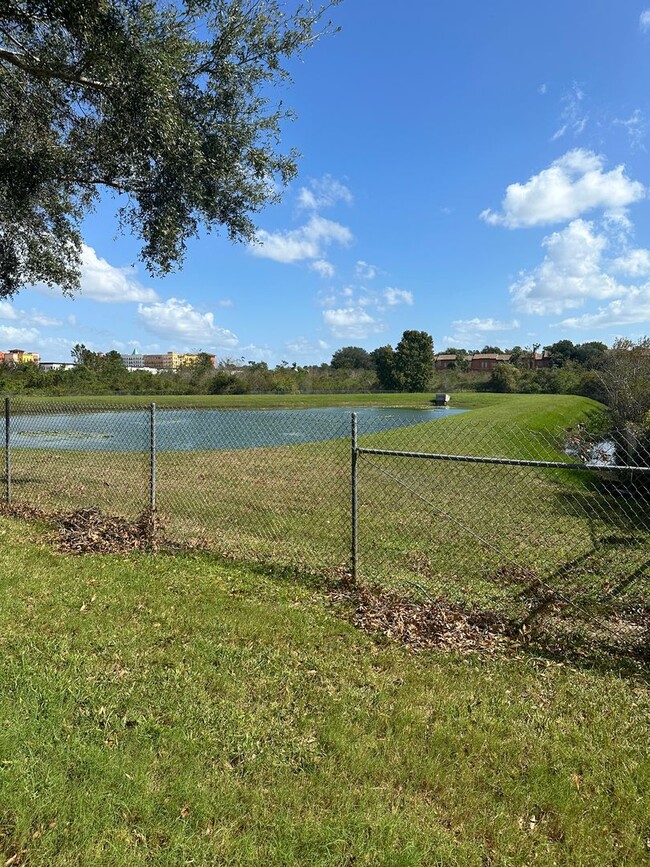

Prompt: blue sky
xmin=8 ymin=1 xmax=650 ymax=364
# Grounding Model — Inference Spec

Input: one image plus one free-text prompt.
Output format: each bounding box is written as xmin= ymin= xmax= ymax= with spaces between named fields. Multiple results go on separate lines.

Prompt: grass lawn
xmin=0 ymin=517 xmax=648 ymax=866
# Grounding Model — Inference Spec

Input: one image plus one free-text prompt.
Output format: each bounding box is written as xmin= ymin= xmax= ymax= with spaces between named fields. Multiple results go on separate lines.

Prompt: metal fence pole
xmin=149 ymin=403 xmax=156 ymax=515
xmin=351 ymin=412 xmax=358 ymax=582
xmin=4 ymin=397 xmax=10 ymax=505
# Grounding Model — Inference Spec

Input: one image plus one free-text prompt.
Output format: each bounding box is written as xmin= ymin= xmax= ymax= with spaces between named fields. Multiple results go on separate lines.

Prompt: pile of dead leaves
xmin=56 ymin=508 xmax=157 ymax=554
xmin=330 ymin=579 xmax=513 ymax=654
xmin=0 ymin=503 xmax=157 ymax=554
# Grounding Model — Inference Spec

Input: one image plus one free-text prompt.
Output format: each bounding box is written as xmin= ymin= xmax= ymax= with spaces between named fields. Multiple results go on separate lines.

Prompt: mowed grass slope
xmin=0 ymin=517 xmax=648 ymax=866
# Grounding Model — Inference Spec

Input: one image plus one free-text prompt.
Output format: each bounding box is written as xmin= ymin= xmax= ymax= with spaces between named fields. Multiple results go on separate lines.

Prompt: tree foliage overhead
xmin=0 ymin=0 xmax=339 ymax=297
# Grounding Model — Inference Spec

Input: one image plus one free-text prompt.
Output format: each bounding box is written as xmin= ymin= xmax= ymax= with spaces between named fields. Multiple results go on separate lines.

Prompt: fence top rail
xmin=356 ymin=446 xmax=650 ymax=473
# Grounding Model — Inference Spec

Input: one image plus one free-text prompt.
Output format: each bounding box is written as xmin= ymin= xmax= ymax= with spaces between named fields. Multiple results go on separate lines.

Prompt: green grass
xmin=0 ymin=517 xmax=648 ymax=866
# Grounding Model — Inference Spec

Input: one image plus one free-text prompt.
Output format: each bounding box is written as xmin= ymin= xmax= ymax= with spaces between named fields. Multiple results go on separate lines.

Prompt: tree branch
xmin=0 ymin=47 xmax=109 ymax=91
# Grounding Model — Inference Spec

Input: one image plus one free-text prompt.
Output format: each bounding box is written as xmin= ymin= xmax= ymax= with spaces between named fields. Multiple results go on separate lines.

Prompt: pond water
xmin=6 ymin=406 xmax=467 ymax=452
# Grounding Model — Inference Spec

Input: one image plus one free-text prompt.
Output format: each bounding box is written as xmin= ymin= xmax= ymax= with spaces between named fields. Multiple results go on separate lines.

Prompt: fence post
xmin=4 ymin=397 xmax=10 ymax=505
xmin=351 ymin=412 xmax=358 ymax=582
xmin=149 ymin=403 xmax=156 ymax=516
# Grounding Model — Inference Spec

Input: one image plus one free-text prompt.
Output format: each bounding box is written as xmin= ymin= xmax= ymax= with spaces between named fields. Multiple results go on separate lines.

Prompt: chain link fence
xmin=1 ymin=398 xmax=648 ymax=657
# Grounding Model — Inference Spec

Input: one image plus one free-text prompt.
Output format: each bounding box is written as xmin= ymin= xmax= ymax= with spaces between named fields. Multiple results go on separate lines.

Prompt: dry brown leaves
xmin=0 ymin=503 xmax=157 ymax=555
xmin=330 ymin=574 xmax=513 ymax=655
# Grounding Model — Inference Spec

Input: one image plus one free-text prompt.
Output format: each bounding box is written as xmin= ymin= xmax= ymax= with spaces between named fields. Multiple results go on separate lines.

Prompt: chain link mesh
xmin=1 ymin=398 xmax=647 ymax=656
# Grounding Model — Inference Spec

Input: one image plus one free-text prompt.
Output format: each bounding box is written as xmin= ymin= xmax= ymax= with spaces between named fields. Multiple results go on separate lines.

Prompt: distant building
xmin=39 ymin=362 xmax=76 ymax=371
xmin=6 ymin=349 xmax=40 ymax=365
xmin=121 ymin=349 xmax=144 ymax=369
xmin=469 ymin=353 xmax=512 ymax=372
xmin=435 ymin=351 xmax=551 ymax=372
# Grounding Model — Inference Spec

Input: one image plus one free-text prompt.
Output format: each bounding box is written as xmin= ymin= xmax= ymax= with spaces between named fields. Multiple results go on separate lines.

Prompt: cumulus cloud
xmin=137 ymin=298 xmax=239 ymax=348
xmin=297 ymin=175 xmax=353 ymax=211
xmin=310 ymin=259 xmax=336 ymax=278
xmin=251 ymin=215 xmax=353 ymax=264
xmin=480 ymin=150 xmax=645 ymax=229
xmin=640 ymin=9 xmax=650 ymax=31
xmin=383 ymin=287 xmax=413 ymax=306
xmin=560 ymin=286 xmax=650 ymax=329
xmin=611 ymin=247 xmax=650 ymax=277
xmin=76 ymin=245 xmax=159 ymax=303
xmin=510 ymin=219 xmax=624 ymax=314
xmin=322 ymin=306 xmax=382 ymax=339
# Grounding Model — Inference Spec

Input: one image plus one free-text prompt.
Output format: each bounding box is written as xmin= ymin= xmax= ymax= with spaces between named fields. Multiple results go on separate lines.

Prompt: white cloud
xmin=480 ymin=150 xmax=645 ymax=229
xmin=538 ymin=83 xmax=547 ymax=95
xmin=356 ymin=260 xmax=379 ymax=280
xmin=444 ymin=317 xmax=520 ymax=348
xmin=383 ymin=287 xmax=413 ymax=306
xmin=611 ymin=247 xmax=650 ymax=277
xmin=0 ymin=325 xmax=40 ymax=345
xmin=310 ymin=259 xmax=335 ymax=278
xmin=452 ymin=317 xmax=520 ymax=333
xmin=510 ymin=219 xmax=624 ymax=314
xmin=560 ymin=286 xmax=650 ymax=329
xmin=551 ymin=82 xmax=588 ymax=141
xmin=285 ymin=337 xmax=329 ymax=356
xmin=613 ymin=109 xmax=647 ymax=151
xmin=77 ymin=245 xmax=159 ymax=303
xmin=216 ymin=298 xmax=234 ymax=308
xmin=297 ymin=175 xmax=353 ymax=211
xmin=640 ymin=9 xmax=650 ymax=31
xmin=322 ymin=307 xmax=383 ymax=339
xmin=27 ymin=311 xmax=63 ymax=327
xmin=137 ymin=298 xmax=239 ymax=349
xmin=0 ymin=301 xmax=18 ymax=320
xmin=251 ymin=215 xmax=353 ymax=264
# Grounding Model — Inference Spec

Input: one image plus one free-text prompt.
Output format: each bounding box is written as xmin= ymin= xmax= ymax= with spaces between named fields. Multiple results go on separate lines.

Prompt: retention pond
xmin=7 ymin=406 xmax=467 ymax=452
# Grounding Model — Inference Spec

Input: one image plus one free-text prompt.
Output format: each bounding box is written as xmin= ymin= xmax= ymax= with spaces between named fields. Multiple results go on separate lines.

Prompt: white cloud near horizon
xmin=322 ymin=306 xmax=383 ymax=339
xmin=251 ymin=215 xmax=353 ymax=264
xmin=285 ymin=337 xmax=330 ymax=356
xmin=452 ymin=317 xmax=520 ymax=333
xmin=510 ymin=219 xmax=624 ymax=314
xmin=480 ymin=150 xmax=645 ymax=229
xmin=640 ymin=9 xmax=650 ymax=31
xmin=560 ymin=286 xmax=650 ymax=329
xmin=137 ymin=298 xmax=239 ymax=349
xmin=297 ymin=175 xmax=353 ymax=211
xmin=443 ymin=317 xmax=520 ymax=348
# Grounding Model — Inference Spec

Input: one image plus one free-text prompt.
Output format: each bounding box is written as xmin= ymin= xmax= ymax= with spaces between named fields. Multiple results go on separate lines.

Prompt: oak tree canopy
xmin=0 ymin=0 xmax=339 ymax=297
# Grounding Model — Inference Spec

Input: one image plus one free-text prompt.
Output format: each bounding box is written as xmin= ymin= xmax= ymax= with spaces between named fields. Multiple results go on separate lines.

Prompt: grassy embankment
xmin=0 ymin=516 xmax=648 ymax=866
